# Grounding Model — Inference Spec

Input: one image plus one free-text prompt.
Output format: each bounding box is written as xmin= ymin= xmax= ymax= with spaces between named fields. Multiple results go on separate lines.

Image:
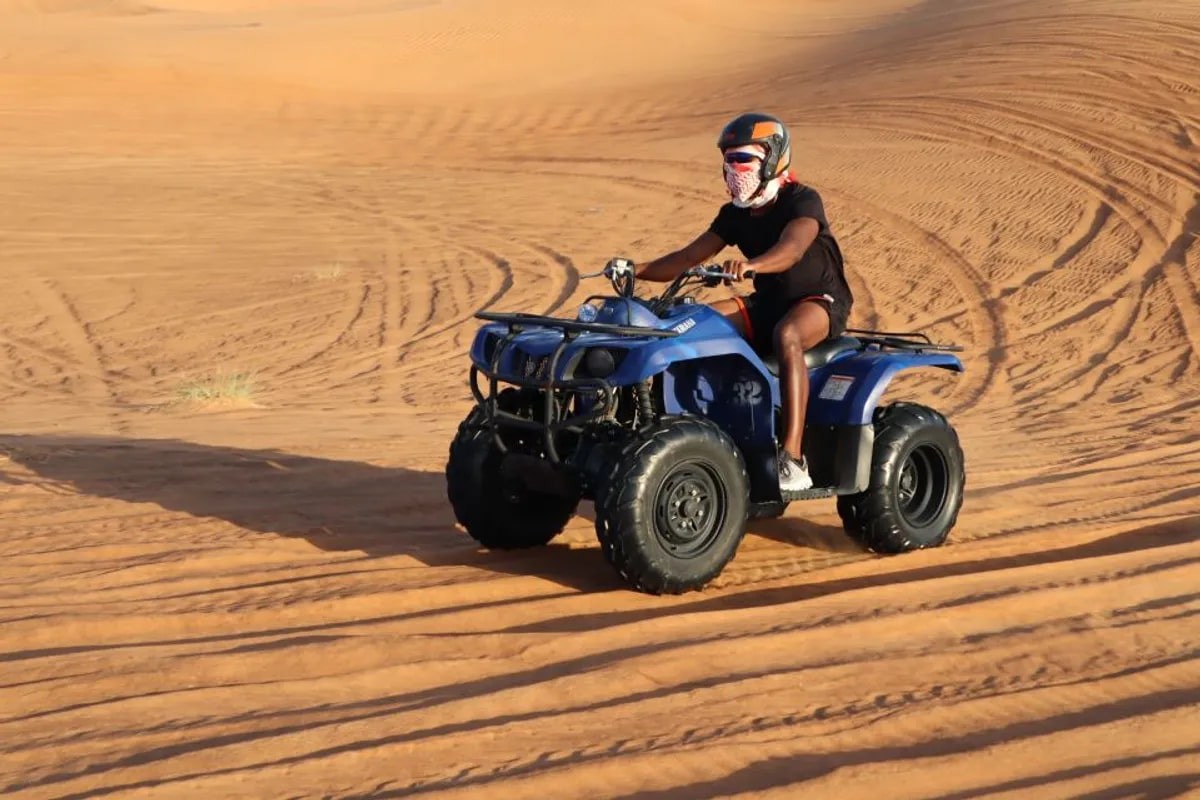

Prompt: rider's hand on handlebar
xmin=721 ymin=259 xmax=755 ymax=283
xmin=605 ymin=257 xmax=635 ymax=278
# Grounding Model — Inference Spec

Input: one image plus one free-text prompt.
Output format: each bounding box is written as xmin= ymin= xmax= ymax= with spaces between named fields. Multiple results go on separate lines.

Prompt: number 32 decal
xmin=731 ymin=378 xmax=763 ymax=406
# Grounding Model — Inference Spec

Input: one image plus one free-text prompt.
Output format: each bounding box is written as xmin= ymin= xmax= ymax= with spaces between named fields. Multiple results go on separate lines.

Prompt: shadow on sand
xmin=3 ymin=437 xmax=1197 ymax=798
xmin=0 ymin=433 xmax=852 ymax=594
xmin=4 ymin=435 xmax=1194 ymax=609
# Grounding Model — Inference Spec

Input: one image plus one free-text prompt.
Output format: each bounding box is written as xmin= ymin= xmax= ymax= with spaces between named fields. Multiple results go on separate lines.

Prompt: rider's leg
xmin=774 ymin=299 xmax=832 ymax=488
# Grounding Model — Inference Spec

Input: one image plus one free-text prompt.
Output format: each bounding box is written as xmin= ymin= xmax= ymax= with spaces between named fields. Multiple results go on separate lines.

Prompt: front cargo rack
xmin=470 ymin=311 xmax=679 ymax=464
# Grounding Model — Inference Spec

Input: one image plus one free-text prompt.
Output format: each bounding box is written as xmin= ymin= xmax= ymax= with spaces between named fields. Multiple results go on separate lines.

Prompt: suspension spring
xmin=635 ymin=380 xmax=656 ymax=428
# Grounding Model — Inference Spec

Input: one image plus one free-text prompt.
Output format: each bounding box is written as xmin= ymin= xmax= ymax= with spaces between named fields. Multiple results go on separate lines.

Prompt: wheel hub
xmin=899 ymin=462 xmax=918 ymax=503
xmin=897 ymin=444 xmax=949 ymax=528
xmin=664 ymin=477 xmax=710 ymax=541
xmin=653 ymin=463 xmax=726 ymax=556
xmin=679 ymin=495 xmax=702 ymax=520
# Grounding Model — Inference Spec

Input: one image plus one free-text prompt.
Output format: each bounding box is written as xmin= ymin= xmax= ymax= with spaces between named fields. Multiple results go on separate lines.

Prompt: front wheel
xmin=446 ymin=393 xmax=580 ymax=549
xmin=837 ymin=402 xmax=965 ymax=553
xmin=594 ymin=416 xmax=749 ymax=594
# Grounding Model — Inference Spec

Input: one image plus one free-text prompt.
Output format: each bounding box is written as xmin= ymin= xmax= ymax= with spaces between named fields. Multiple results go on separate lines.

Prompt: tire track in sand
xmin=381 ymin=658 xmax=1198 ymax=798
xmin=13 ymin=592 xmax=1192 ymax=797
xmin=274 ymin=178 xmax=558 ymax=404
xmin=821 ymin=188 xmax=1004 ymax=414
xmin=273 ymin=281 xmax=376 ymax=378
xmin=1152 ymin=193 xmax=1200 ymax=363
xmin=20 ymin=278 xmax=127 ymax=434
xmin=382 ymin=226 xmax=581 ymax=407
xmin=827 ymin=103 xmax=1165 ymax=242
xmin=30 ymin=596 xmax=1189 ymax=799
xmin=903 ymin=103 xmax=1200 ymax=390
xmin=816 ymin=106 xmax=1183 ymax=399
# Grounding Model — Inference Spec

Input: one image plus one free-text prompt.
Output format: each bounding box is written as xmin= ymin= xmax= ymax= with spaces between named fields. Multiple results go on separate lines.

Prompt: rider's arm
xmin=635 ymin=231 xmax=725 ymax=282
xmin=745 ymin=217 xmax=819 ymax=274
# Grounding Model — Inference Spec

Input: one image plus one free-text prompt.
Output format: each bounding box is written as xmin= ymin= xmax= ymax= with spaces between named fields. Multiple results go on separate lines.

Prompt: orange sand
xmin=2 ymin=1 xmax=1198 ymax=797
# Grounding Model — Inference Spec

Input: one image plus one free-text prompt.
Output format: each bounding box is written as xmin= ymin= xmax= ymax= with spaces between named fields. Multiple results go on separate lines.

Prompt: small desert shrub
xmin=174 ymin=371 xmax=258 ymax=405
xmin=293 ymin=262 xmax=346 ymax=283
xmin=313 ymin=262 xmax=345 ymax=280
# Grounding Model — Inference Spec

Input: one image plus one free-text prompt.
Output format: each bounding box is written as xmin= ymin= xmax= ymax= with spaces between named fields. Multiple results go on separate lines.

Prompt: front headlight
xmin=576 ymin=347 xmax=627 ymax=379
xmin=584 ymin=348 xmax=616 ymax=378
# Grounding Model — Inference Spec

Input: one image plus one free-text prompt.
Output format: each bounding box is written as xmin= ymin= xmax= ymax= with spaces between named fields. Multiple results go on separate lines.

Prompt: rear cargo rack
xmin=845 ymin=328 xmax=964 ymax=353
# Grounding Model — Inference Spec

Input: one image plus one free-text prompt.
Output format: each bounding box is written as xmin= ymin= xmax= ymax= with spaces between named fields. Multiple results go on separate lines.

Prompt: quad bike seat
xmin=762 ymin=335 xmax=862 ymax=376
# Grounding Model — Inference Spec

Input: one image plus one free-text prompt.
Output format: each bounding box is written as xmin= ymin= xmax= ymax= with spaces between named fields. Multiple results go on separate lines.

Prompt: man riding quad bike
xmin=445 ymin=114 xmax=967 ymax=595
xmin=636 ymin=111 xmax=855 ymax=498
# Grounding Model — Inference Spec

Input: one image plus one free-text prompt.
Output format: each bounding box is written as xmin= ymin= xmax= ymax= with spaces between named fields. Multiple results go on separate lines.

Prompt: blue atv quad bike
xmin=446 ymin=259 xmax=966 ymax=594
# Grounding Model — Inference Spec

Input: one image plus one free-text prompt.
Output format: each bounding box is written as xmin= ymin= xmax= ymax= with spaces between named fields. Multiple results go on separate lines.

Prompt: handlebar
xmin=692 ymin=263 xmax=756 ymax=281
xmin=580 ymin=262 xmax=755 ymax=282
xmin=582 ymin=259 xmax=757 ymax=313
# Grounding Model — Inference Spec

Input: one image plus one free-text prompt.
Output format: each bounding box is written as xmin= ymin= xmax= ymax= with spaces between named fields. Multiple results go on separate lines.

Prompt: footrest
xmin=780 ymin=487 xmax=836 ymax=502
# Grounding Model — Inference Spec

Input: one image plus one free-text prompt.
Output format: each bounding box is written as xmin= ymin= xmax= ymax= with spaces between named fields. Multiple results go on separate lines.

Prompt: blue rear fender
xmin=806 ymin=349 xmax=965 ymax=427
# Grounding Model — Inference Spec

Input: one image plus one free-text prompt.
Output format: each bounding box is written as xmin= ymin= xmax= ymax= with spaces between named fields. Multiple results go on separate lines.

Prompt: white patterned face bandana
xmin=722 ymin=144 xmax=780 ymax=208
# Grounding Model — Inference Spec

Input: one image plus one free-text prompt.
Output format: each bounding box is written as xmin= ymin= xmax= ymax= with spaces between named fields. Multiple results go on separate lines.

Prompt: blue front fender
xmin=808 ymin=351 xmax=965 ymax=426
xmin=625 ymin=338 xmax=779 ymax=406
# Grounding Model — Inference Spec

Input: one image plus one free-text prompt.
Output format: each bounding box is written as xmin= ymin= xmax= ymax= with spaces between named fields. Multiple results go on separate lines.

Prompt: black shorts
xmin=734 ymin=289 xmax=851 ymax=356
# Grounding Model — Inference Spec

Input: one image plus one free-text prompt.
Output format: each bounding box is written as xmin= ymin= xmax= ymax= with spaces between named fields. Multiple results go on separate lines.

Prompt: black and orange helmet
xmin=717 ymin=112 xmax=792 ymax=182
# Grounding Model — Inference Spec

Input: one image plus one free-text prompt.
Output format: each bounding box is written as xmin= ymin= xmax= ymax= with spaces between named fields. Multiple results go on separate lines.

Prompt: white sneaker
xmin=779 ymin=452 xmax=813 ymax=494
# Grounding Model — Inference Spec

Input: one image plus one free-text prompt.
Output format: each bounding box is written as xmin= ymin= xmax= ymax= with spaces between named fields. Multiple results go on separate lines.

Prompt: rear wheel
xmin=446 ymin=389 xmax=579 ymax=549
xmin=837 ymin=402 xmax=964 ymax=553
xmin=594 ymin=416 xmax=749 ymax=594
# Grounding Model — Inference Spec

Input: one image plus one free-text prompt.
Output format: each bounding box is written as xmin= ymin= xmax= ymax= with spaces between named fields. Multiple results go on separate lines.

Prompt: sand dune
xmin=2 ymin=0 xmax=1199 ymax=797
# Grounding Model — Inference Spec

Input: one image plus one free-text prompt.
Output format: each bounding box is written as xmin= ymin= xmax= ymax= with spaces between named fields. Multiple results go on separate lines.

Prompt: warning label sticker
xmin=818 ymin=374 xmax=855 ymax=401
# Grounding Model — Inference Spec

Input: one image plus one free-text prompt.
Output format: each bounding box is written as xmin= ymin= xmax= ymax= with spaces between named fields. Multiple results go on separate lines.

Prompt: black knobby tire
xmin=594 ymin=416 xmax=749 ymax=594
xmin=837 ymin=402 xmax=965 ymax=554
xmin=445 ymin=392 xmax=579 ymax=549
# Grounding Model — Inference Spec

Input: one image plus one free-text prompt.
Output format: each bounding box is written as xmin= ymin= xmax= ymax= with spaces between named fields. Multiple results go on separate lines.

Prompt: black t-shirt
xmin=708 ymin=183 xmax=852 ymax=305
